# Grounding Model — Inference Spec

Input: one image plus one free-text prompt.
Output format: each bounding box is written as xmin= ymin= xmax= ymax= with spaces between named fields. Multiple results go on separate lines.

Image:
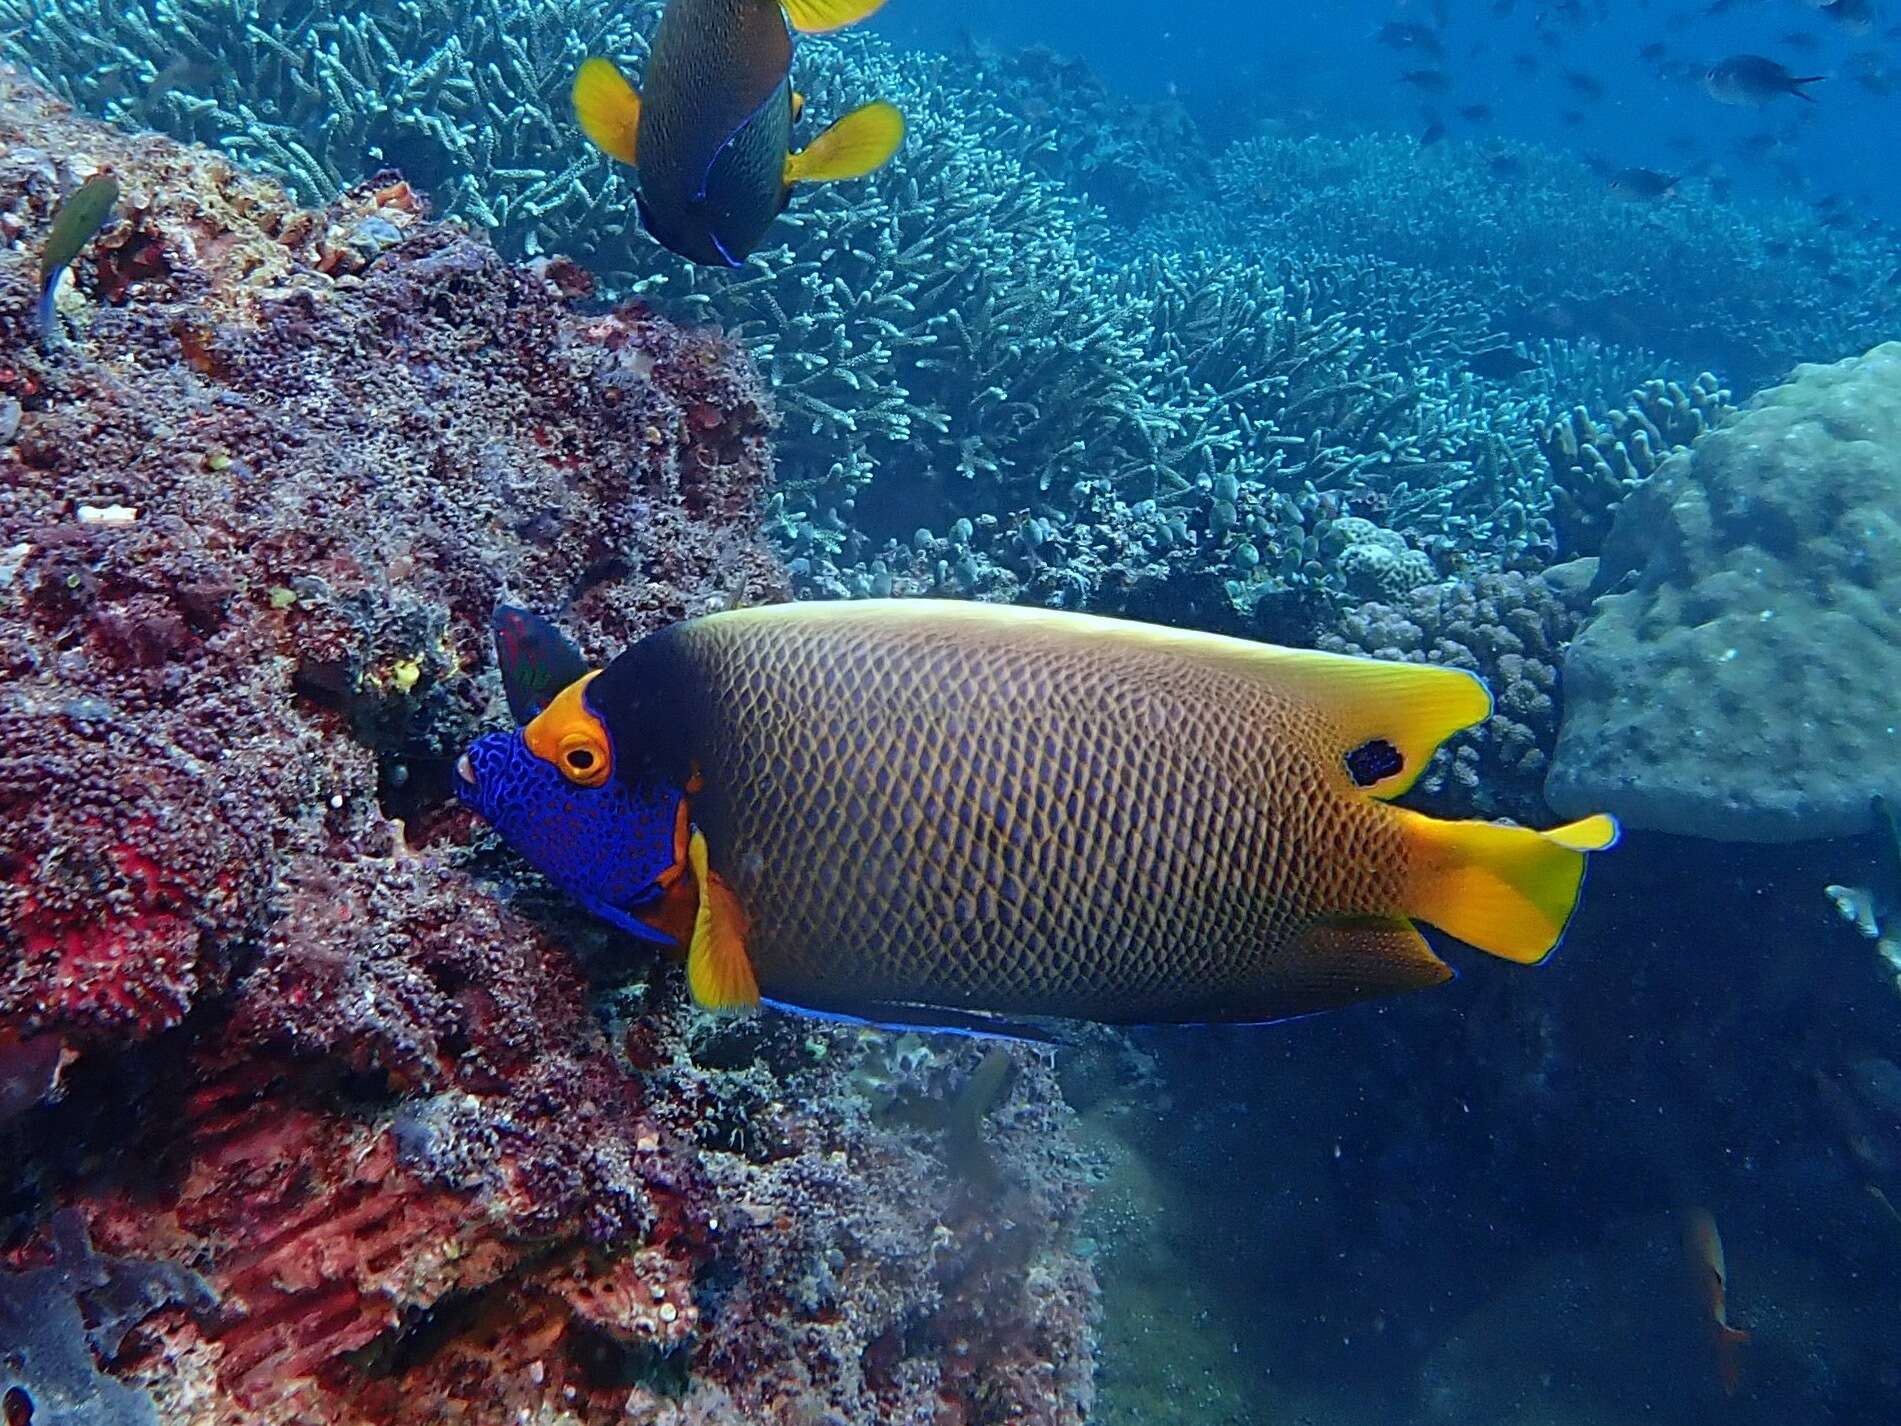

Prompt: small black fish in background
xmin=1456 ymin=103 xmax=1493 ymax=123
xmin=1705 ymin=54 xmax=1826 ymax=105
xmin=573 ymin=0 xmax=904 ymax=268
xmin=1819 ymin=0 xmax=1877 ymax=35
xmin=1398 ymin=68 xmax=1453 ymax=94
xmin=1465 ymin=345 xmax=1540 ymax=380
xmin=1562 ymin=69 xmax=1607 ymax=102
xmin=1419 ymin=113 xmax=1448 ymax=148
xmin=37 ymin=173 xmax=119 ymax=342
xmin=1608 ymin=167 xmax=1681 ymax=201
xmin=1487 ymin=152 xmax=1527 ymax=181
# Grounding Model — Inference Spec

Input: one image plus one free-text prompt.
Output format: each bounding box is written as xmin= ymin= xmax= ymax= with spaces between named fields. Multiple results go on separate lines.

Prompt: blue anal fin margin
xmin=759 ymin=996 xmax=1086 ymax=1045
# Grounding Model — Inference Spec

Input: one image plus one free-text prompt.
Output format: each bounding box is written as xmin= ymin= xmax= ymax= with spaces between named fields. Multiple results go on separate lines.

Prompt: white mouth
xmin=455 ymin=753 xmax=475 ymax=786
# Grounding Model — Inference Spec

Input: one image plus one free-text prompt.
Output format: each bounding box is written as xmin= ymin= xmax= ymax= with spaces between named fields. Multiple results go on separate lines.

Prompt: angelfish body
xmin=457 ymin=602 xmax=1617 ymax=1030
xmin=571 ymin=0 xmax=903 ymax=267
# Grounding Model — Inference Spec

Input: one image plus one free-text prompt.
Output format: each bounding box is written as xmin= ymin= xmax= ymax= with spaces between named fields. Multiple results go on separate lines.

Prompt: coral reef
xmin=1318 ymin=562 xmax=1594 ymax=822
xmin=1548 ymin=342 xmax=1901 ymax=842
xmin=1535 ymin=373 xmax=1734 ymax=557
xmin=1183 ymin=130 xmax=1901 ymax=387
xmin=3 ymin=8 xmax=1621 ymax=621
xmin=0 ymin=0 xmax=664 ymax=279
xmin=0 ymin=70 xmax=1094 ymax=1425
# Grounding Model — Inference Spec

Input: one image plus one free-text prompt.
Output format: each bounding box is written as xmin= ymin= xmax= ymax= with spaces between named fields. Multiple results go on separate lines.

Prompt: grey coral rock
xmin=1333 ymin=517 xmax=1438 ymax=601
xmin=1547 ymin=343 xmax=1901 ymax=842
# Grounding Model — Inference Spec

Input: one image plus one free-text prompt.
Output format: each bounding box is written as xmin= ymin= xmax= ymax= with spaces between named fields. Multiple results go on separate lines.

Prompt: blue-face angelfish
xmin=455 ymin=608 xmax=697 ymax=946
xmin=571 ymin=0 xmax=904 ymax=268
xmin=458 ymin=601 xmax=1618 ymax=1037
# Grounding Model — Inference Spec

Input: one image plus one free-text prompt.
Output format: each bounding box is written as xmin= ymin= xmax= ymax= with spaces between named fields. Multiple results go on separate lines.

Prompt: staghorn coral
xmin=0 ymin=71 xmax=1095 ymax=1426
xmin=3 ymin=1 xmax=1588 ymax=613
xmin=940 ymin=39 xmax=1209 ymax=227
xmin=1535 ymin=373 xmax=1734 ymax=557
xmin=1317 ymin=563 xmax=1595 ymax=822
xmin=1184 ymin=129 xmax=1901 ymax=386
xmin=0 ymin=0 xmax=665 ymax=278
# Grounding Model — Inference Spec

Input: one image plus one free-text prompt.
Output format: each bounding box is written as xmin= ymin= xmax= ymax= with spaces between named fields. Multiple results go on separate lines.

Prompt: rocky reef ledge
xmin=0 ymin=68 xmax=1095 ymax=1426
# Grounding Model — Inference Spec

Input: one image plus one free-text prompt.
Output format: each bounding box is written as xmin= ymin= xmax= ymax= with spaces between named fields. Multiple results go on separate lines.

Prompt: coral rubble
xmin=1548 ymin=342 xmax=1901 ymax=842
xmin=0 ymin=69 xmax=1095 ymax=1425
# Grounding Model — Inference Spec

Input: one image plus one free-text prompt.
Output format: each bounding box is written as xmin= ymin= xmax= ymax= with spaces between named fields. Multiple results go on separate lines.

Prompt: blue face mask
xmin=455 ymin=728 xmax=685 ymax=945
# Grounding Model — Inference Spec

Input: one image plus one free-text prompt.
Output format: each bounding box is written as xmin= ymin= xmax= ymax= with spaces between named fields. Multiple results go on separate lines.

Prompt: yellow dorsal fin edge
xmin=706 ymin=598 xmax=1487 ymax=797
xmin=686 ymin=828 xmax=761 ymax=1011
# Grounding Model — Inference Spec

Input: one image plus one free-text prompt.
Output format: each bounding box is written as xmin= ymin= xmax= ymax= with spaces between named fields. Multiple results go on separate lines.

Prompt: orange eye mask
xmin=522 ymin=671 xmax=612 ymax=787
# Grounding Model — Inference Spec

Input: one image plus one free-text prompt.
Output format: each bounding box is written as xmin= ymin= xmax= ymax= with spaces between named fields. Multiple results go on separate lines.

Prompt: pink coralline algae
xmin=0 ymin=70 xmax=1096 ymax=1425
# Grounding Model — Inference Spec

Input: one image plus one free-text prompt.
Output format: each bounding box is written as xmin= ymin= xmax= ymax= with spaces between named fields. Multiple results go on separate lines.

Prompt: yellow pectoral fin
xmin=784 ymin=101 xmax=905 ymax=185
xmin=686 ymin=828 xmax=761 ymax=1011
xmin=1400 ymin=809 xmax=1620 ymax=965
xmin=573 ymin=57 xmax=641 ymax=165
xmin=791 ymin=90 xmax=805 ymax=123
xmin=780 ymin=0 xmax=888 ymax=34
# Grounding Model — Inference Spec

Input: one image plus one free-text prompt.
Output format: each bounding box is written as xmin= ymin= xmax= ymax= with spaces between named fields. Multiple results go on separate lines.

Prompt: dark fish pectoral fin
xmin=783 ymin=101 xmax=904 ymax=185
xmin=573 ymin=58 xmax=641 ymax=165
xmin=1273 ymin=917 xmax=1454 ymax=1013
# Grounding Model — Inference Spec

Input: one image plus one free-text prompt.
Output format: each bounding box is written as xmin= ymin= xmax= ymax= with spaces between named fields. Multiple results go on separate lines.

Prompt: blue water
xmin=891 ymin=0 xmax=1901 ymax=222
xmin=3 ymin=1 xmax=1899 ymax=1424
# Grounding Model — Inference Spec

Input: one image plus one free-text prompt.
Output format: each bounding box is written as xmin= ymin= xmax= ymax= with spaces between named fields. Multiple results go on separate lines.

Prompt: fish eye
xmin=556 ymin=729 xmax=610 ymax=788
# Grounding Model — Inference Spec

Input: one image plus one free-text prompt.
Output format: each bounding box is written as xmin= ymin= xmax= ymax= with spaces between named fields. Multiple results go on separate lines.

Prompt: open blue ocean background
xmin=892 ymin=0 xmax=1901 ymax=221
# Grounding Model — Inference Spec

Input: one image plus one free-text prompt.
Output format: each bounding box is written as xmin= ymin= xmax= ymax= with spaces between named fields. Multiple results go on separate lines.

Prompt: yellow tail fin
xmin=1399 ymin=810 xmax=1618 ymax=964
xmin=784 ymin=101 xmax=905 ymax=184
xmin=781 ymin=0 xmax=888 ymax=33
xmin=573 ymin=57 xmax=641 ymax=165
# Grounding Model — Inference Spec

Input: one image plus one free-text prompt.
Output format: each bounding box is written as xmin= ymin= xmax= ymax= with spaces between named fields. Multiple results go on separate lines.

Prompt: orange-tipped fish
xmin=1682 ymin=1207 xmax=1749 ymax=1396
xmin=456 ymin=601 xmax=1618 ymax=1035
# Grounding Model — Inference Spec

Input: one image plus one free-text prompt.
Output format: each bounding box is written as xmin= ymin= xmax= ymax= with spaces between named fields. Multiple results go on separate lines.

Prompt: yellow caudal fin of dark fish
xmin=686 ymin=828 xmax=761 ymax=1010
xmin=573 ymin=57 xmax=641 ymax=165
xmin=780 ymin=0 xmax=888 ymax=33
xmin=784 ymin=101 xmax=905 ymax=184
xmin=1398 ymin=810 xmax=1619 ymax=964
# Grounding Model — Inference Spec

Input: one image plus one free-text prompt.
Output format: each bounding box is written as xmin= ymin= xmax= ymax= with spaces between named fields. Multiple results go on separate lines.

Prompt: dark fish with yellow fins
xmin=572 ymin=0 xmax=903 ymax=267
xmin=456 ymin=601 xmax=1617 ymax=1033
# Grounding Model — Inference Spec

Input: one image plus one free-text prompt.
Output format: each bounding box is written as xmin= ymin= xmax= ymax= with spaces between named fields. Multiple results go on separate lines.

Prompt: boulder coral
xmin=1548 ymin=342 xmax=1901 ymax=842
xmin=0 ymin=70 xmax=1096 ymax=1426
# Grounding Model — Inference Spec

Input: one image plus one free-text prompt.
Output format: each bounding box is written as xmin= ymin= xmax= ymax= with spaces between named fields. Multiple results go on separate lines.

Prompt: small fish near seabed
xmin=572 ymin=0 xmax=905 ymax=267
xmin=1681 ymin=1207 xmax=1749 ymax=1396
xmin=37 ymin=173 xmax=119 ymax=342
xmin=456 ymin=601 xmax=1618 ymax=1037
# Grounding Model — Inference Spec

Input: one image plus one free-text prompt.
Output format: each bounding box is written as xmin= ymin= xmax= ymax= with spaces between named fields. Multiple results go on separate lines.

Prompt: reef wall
xmin=0 ymin=69 xmax=1096 ymax=1426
